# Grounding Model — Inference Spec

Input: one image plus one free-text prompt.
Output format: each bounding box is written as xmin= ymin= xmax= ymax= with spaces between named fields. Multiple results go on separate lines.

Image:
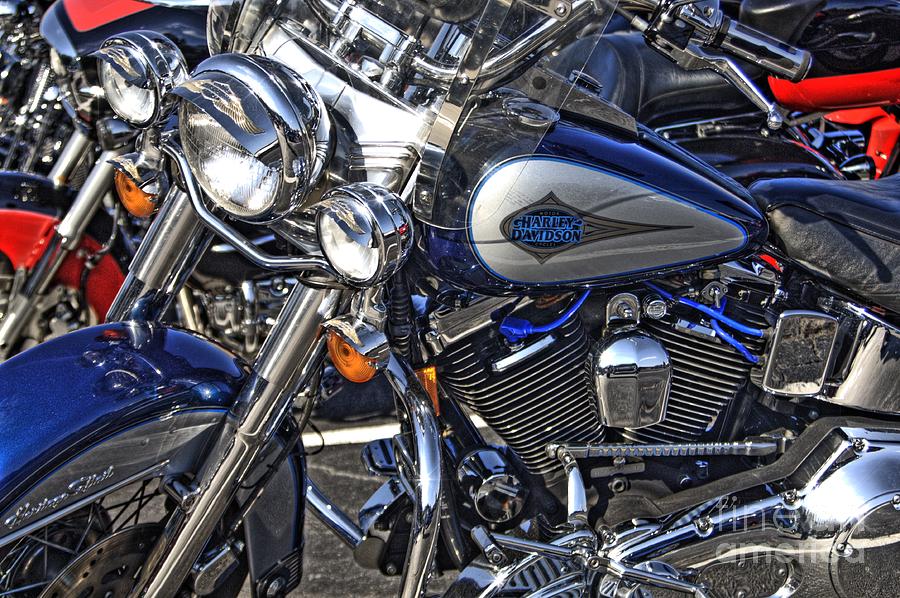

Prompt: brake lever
xmin=624 ymin=1 xmax=785 ymax=129
xmin=657 ymin=41 xmax=784 ymax=129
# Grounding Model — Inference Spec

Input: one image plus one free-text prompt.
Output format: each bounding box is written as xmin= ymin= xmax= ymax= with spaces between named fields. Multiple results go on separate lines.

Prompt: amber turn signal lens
xmin=415 ymin=365 xmax=439 ymax=415
xmin=327 ymin=331 xmax=378 ymax=383
xmin=114 ymin=170 xmax=156 ymax=218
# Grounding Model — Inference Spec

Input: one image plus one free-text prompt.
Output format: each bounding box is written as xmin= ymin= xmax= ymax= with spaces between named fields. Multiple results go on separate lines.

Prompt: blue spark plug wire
xmin=644 ymin=282 xmax=764 ymax=338
xmin=645 ymin=282 xmax=762 ymax=363
xmin=500 ymin=290 xmax=591 ymax=343
xmin=709 ymin=300 xmax=760 ymax=363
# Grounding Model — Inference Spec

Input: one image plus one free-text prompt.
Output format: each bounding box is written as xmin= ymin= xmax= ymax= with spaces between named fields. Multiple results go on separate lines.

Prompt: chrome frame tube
xmin=106 ymin=187 xmax=213 ymax=323
xmin=55 ymin=150 xmax=124 ymax=249
xmin=306 ymin=478 xmax=364 ymax=548
xmin=131 ymin=284 xmax=341 ymax=597
xmin=383 ymin=355 xmax=443 ymax=598
xmin=47 ymin=128 xmax=91 ymax=187
xmin=0 ymin=149 xmax=122 ymax=360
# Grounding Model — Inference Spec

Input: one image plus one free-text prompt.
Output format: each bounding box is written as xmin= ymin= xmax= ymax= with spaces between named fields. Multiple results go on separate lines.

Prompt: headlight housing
xmin=94 ymin=32 xmax=188 ymax=127
xmin=174 ymin=54 xmax=331 ymax=224
xmin=316 ymin=183 xmax=413 ymax=287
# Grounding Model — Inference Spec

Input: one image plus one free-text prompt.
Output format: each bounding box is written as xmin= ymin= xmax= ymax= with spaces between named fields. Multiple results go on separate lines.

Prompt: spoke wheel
xmin=38 ymin=524 xmax=161 ymax=598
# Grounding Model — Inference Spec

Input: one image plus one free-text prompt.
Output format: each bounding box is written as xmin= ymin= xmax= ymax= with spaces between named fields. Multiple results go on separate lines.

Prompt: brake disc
xmin=39 ymin=524 xmax=161 ymax=598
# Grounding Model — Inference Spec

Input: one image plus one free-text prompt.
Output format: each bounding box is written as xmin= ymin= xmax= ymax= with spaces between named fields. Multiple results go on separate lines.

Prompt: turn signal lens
xmin=114 ymin=170 xmax=157 ymax=218
xmin=327 ymin=331 xmax=377 ymax=383
xmin=415 ymin=365 xmax=439 ymax=415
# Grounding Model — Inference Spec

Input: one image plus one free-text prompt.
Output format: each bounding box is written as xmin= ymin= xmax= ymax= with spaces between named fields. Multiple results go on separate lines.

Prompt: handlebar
xmin=712 ymin=16 xmax=811 ymax=82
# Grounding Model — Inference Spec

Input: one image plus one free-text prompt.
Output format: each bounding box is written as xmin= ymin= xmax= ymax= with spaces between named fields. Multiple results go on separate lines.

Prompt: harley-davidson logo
xmin=501 ymin=193 xmax=688 ymax=263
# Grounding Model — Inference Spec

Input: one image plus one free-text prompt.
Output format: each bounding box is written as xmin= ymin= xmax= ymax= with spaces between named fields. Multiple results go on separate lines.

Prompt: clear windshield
xmin=213 ymin=0 xmax=622 ymax=223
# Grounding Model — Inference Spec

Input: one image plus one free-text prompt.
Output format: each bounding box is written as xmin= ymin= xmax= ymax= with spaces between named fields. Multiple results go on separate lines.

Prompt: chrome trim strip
xmin=491 ymin=334 xmax=555 ymax=373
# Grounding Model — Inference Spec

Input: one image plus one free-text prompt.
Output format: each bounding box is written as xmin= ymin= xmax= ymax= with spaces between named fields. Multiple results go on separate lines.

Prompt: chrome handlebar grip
xmin=715 ymin=17 xmax=811 ymax=82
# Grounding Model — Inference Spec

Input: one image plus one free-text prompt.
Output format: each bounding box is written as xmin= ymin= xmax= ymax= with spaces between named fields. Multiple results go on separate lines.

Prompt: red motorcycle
xmin=558 ymin=0 xmax=900 ymax=182
xmin=0 ymin=0 xmax=207 ymax=358
xmin=764 ymin=0 xmax=900 ymax=178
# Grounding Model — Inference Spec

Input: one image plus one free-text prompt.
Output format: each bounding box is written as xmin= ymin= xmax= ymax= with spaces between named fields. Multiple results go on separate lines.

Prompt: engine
xmin=431 ymin=265 xmax=773 ymax=482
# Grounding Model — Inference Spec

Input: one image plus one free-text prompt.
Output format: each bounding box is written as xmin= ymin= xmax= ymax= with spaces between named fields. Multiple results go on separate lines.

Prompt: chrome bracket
xmin=522 ymin=0 xmax=575 ymax=20
xmin=163 ymin=477 xmax=201 ymax=512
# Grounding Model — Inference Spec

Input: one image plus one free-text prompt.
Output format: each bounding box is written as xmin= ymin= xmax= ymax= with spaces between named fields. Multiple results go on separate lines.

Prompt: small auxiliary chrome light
xmin=315 ymin=183 xmax=413 ymax=287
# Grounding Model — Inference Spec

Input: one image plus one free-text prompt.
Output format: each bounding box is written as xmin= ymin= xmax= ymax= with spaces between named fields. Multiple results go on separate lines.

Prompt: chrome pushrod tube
xmin=131 ymin=284 xmax=342 ymax=598
xmin=383 ymin=355 xmax=443 ymax=598
xmin=106 ymin=187 xmax=213 ymax=323
xmin=306 ymin=478 xmax=364 ymax=548
xmin=0 ymin=149 xmax=122 ymax=360
xmin=47 ymin=128 xmax=90 ymax=187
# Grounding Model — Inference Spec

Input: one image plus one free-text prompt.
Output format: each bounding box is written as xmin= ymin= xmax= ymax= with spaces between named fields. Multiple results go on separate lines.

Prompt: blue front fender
xmin=0 ymin=322 xmax=246 ymax=514
xmin=0 ymin=322 xmax=308 ymax=593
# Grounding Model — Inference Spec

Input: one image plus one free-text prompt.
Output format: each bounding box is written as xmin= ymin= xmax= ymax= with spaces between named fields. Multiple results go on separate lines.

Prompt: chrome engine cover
xmin=591 ymin=329 xmax=672 ymax=430
xmin=608 ymin=422 xmax=900 ymax=598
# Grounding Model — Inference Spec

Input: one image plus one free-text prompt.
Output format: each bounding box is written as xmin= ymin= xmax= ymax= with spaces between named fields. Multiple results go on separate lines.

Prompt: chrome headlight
xmin=316 ymin=183 xmax=413 ymax=286
xmin=174 ymin=54 xmax=331 ymax=224
xmin=94 ymin=32 xmax=188 ymax=127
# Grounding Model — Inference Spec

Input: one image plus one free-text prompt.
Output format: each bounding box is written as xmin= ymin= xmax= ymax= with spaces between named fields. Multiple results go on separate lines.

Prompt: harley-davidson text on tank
xmin=469 ymin=156 xmax=749 ymax=284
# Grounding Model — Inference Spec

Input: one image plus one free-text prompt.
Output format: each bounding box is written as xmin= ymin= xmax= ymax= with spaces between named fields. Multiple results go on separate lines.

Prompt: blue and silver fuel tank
xmin=414 ymin=93 xmax=767 ymax=295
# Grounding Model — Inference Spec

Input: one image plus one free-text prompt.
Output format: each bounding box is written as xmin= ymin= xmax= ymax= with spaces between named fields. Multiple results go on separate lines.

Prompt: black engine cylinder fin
xmin=623 ymin=317 xmax=762 ymax=445
xmin=438 ymin=315 xmax=604 ymax=477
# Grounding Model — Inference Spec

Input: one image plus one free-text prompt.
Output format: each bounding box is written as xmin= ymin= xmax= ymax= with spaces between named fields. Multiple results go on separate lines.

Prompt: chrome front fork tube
xmin=0 ymin=148 xmax=122 ymax=360
xmin=131 ymin=284 xmax=342 ymax=598
xmin=106 ymin=188 xmax=213 ymax=323
xmin=383 ymin=355 xmax=443 ymax=598
xmin=47 ymin=128 xmax=90 ymax=187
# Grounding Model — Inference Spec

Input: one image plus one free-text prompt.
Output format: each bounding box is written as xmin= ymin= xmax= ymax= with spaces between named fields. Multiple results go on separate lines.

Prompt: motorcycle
xmin=0 ymin=0 xmax=71 ymax=175
xmin=552 ymin=0 xmax=900 ymax=183
xmin=3 ymin=0 xmax=900 ymax=597
xmin=0 ymin=0 xmax=209 ymax=359
xmin=0 ymin=0 xmax=328 ymax=362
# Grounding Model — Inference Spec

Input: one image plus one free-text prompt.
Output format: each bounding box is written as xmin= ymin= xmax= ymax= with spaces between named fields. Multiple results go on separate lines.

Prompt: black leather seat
xmin=750 ymin=176 xmax=900 ymax=313
xmin=552 ymin=32 xmax=758 ymax=126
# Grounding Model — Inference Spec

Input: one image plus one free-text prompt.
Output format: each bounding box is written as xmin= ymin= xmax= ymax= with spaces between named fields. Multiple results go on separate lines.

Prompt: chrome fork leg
xmin=107 ymin=188 xmax=213 ymax=323
xmin=47 ymin=128 xmax=90 ymax=187
xmin=130 ymin=284 xmax=342 ymax=598
xmin=0 ymin=149 xmax=122 ymax=360
xmin=383 ymin=355 xmax=443 ymax=598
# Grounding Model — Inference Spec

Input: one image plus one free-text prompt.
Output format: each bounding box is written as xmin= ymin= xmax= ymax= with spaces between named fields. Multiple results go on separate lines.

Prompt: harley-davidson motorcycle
xmin=3 ymin=0 xmax=900 ymax=597
xmin=2 ymin=0 xmax=895 ymax=364
xmin=0 ymin=0 xmax=324 ymax=362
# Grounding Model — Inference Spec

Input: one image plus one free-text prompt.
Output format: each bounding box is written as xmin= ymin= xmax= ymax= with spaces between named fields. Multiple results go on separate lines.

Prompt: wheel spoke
xmin=0 ymin=579 xmax=52 ymax=596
